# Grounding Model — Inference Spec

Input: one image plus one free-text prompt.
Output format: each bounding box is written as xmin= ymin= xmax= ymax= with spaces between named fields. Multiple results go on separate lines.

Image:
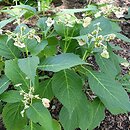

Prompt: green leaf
xmin=86 ymin=67 xmax=130 ymax=114
xmin=59 ymin=107 xmax=78 ymax=130
xmin=37 ymin=17 xmax=48 ymax=31
xmin=24 ymin=123 xmax=45 ymax=130
xmin=95 ymin=54 xmax=120 ymax=78
xmin=0 ymin=75 xmax=10 ymax=94
xmin=80 ymin=17 xmax=121 ymax=35
xmin=13 ymin=5 xmax=36 ymax=14
xmin=88 ymin=98 xmax=105 ymax=130
xmin=52 ymin=70 xmax=83 ymax=113
xmin=52 ymin=119 xmax=61 ymax=130
xmin=115 ymin=33 xmax=130 ymax=43
xmin=0 ymin=17 xmax=15 ymax=29
xmin=26 ymin=102 xmax=53 ymax=130
xmin=0 ymin=35 xmax=20 ymax=59
xmin=25 ymin=39 xmax=48 ymax=56
xmin=5 ymin=59 xmax=29 ymax=90
xmin=18 ymin=56 xmax=39 ymax=84
xmin=0 ymin=90 xmax=23 ymax=103
xmin=39 ymin=53 xmax=86 ymax=72
xmin=31 ymin=40 xmax=48 ymax=55
xmin=36 ymin=79 xmax=54 ymax=100
xmin=2 ymin=103 xmax=26 ymax=130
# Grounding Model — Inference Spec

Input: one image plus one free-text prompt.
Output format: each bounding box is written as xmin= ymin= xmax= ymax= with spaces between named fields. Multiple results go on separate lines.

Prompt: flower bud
xmin=42 ymin=98 xmax=50 ymax=108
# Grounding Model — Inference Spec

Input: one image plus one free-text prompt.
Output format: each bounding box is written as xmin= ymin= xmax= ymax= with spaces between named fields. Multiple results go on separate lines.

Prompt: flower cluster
xmin=19 ymin=86 xmax=50 ymax=117
xmin=56 ymin=13 xmax=81 ymax=28
xmin=77 ymin=23 xmax=116 ymax=59
xmin=6 ymin=26 xmax=41 ymax=48
xmin=95 ymin=2 xmax=127 ymax=18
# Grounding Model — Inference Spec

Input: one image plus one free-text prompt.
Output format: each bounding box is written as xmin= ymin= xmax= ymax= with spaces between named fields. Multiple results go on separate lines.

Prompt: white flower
xmin=77 ymin=39 xmax=86 ymax=46
xmin=42 ymin=98 xmax=50 ymax=108
xmin=106 ymin=34 xmax=116 ymax=41
xmin=20 ymin=110 xmax=25 ymax=117
xmin=94 ymin=12 xmax=101 ymax=18
xmin=45 ymin=17 xmax=55 ymax=27
xmin=115 ymin=11 xmax=124 ymax=18
xmin=14 ymin=41 xmax=25 ymax=48
xmin=121 ymin=62 xmax=129 ymax=67
xmin=34 ymin=35 xmax=41 ymax=43
xmin=24 ymin=104 xmax=29 ymax=109
xmin=83 ymin=17 xmax=92 ymax=28
xmin=101 ymin=49 xmax=109 ymax=59
xmin=0 ymin=29 xmax=3 ymax=35
xmin=15 ymin=83 xmax=22 ymax=87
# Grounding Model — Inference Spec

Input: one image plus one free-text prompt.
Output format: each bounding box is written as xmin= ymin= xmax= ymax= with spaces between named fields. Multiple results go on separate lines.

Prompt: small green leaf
xmin=0 ymin=75 xmax=10 ymax=95
xmin=18 ymin=56 xmax=39 ymax=84
xmin=5 ymin=59 xmax=29 ymax=90
xmin=2 ymin=103 xmax=26 ymax=130
xmin=0 ymin=17 xmax=15 ymax=29
xmin=13 ymin=5 xmax=36 ymax=14
xmin=26 ymin=102 xmax=53 ymax=130
xmin=52 ymin=70 xmax=83 ymax=113
xmin=39 ymin=53 xmax=86 ymax=72
xmin=0 ymin=90 xmax=23 ymax=103
xmin=0 ymin=35 xmax=20 ymax=59
xmin=115 ymin=33 xmax=130 ymax=43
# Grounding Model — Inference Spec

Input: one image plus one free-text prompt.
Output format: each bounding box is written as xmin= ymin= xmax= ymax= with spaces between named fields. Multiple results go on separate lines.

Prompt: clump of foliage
xmin=0 ymin=1 xmax=130 ymax=130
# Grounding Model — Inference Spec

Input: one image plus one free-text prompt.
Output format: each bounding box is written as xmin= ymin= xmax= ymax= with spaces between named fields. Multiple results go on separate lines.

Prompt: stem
xmin=30 ymin=120 xmax=33 ymax=130
xmin=82 ymin=50 xmax=88 ymax=60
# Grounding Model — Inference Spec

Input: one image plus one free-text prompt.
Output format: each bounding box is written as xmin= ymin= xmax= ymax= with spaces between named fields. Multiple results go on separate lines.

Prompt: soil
xmin=0 ymin=0 xmax=130 ymax=130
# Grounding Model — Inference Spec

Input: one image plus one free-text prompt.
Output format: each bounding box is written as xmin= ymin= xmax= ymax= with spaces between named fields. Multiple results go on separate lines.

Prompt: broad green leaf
xmin=52 ymin=119 xmax=61 ymax=130
xmin=31 ymin=40 xmax=48 ymax=55
xmin=37 ymin=17 xmax=48 ymax=31
xmin=0 ymin=17 xmax=15 ymax=29
xmin=86 ymin=67 xmax=130 ymax=114
xmin=0 ymin=75 xmax=10 ymax=94
xmin=18 ymin=56 xmax=39 ymax=83
xmin=26 ymin=102 xmax=53 ymax=130
xmin=0 ymin=90 xmax=22 ymax=103
xmin=52 ymin=70 xmax=83 ymax=113
xmin=5 ymin=59 xmax=29 ymax=90
xmin=80 ymin=17 xmax=121 ymax=35
xmin=59 ymin=94 xmax=103 ymax=130
xmin=88 ymin=98 xmax=105 ymax=130
xmin=25 ymin=39 xmax=48 ymax=56
xmin=39 ymin=53 xmax=86 ymax=72
xmin=36 ymin=79 xmax=54 ymax=100
xmin=77 ymin=96 xmax=94 ymax=130
xmin=2 ymin=103 xmax=26 ymax=130
xmin=95 ymin=54 xmax=119 ymax=78
xmin=107 ymin=45 xmax=121 ymax=73
xmin=0 ymin=35 xmax=20 ymax=59
xmin=59 ymin=107 xmax=78 ymax=130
